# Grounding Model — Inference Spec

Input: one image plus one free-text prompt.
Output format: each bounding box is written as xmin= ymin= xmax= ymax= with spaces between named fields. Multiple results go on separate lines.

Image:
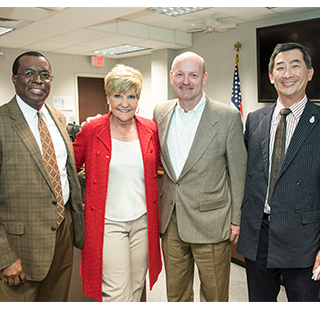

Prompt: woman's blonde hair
xmin=104 ymin=64 xmax=143 ymax=99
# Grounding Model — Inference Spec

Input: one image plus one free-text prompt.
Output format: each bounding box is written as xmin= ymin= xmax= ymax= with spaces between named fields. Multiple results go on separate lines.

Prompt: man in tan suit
xmin=0 ymin=51 xmax=84 ymax=301
xmin=153 ymin=52 xmax=247 ymax=301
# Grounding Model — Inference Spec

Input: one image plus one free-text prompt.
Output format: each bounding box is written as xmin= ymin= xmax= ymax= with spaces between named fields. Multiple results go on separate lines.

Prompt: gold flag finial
xmin=233 ymin=42 xmax=242 ymax=54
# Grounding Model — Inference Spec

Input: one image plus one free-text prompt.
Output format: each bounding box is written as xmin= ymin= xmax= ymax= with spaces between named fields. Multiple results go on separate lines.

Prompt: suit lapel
xmin=46 ymin=103 xmax=76 ymax=180
xmin=178 ymin=98 xmax=217 ymax=180
xmin=157 ymin=101 xmax=177 ymax=181
xmin=46 ymin=103 xmax=70 ymax=153
xmin=279 ymin=100 xmax=320 ymax=177
xmin=96 ymin=113 xmax=111 ymax=153
xmin=259 ymin=104 xmax=274 ymax=182
xmin=9 ymin=98 xmax=52 ymax=187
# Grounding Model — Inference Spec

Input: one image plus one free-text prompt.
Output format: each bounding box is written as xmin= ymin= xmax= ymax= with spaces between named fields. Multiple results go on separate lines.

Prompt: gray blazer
xmin=238 ymin=100 xmax=320 ymax=269
xmin=153 ymin=94 xmax=247 ymax=243
xmin=0 ymin=96 xmax=84 ymax=281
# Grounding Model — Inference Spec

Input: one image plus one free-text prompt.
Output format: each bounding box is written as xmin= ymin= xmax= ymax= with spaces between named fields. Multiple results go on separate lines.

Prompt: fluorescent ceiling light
xmin=94 ymin=44 xmax=151 ymax=55
xmin=0 ymin=27 xmax=14 ymax=36
xmin=147 ymin=7 xmax=209 ymax=17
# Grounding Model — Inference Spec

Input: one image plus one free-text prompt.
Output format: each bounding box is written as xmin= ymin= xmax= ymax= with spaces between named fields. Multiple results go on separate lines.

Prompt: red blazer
xmin=73 ymin=112 xmax=162 ymax=301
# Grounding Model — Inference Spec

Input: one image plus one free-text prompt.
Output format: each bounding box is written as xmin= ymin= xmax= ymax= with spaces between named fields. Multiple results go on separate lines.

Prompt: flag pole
xmin=231 ymin=42 xmax=243 ymax=116
xmin=233 ymin=41 xmax=242 ymax=58
xmin=233 ymin=41 xmax=242 ymax=77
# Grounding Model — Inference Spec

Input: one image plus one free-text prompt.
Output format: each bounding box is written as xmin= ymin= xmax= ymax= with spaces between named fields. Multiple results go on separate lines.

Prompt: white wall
xmin=1 ymin=8 xmax=320 ymax=124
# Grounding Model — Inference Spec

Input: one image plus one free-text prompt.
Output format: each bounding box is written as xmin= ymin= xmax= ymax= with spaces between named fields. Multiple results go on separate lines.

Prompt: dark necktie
xmin=268 ymin=108 xmax=291 ymax=204
xmin=38 ymin=111 xmax=65 ymax=228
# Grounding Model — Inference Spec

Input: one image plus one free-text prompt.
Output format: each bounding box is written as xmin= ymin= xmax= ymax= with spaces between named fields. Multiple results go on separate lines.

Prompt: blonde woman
xmin=73 ymin=64 xmax=162 ymax=302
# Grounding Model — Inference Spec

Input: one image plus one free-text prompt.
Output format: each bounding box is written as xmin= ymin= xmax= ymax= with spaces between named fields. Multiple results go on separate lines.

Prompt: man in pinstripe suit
xmin=0 ymin=52 xmax=84 ymax=301
xmin=237 ymin=42 xmax=320 ymax=301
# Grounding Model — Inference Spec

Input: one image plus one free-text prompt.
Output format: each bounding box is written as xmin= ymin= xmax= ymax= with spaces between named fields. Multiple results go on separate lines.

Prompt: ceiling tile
xmin=0 ymin=35 xmax=35 ymax=48
xmin=5 ymin=28 xmax=52 ymax=41
xmin=63 ymin=28 xmax=109 ymax=40
xmin=20 ymin=40 xmax=70 ymax=52
xmin=0 ymin=7 xmax=56 ymax=21
xmin=22 ymin=21 xmax=75 ymax=34
xmin=63 ymin=7 xmax=145 ymax=21
xmin=39 ymin=12 xmax=103 ymax=28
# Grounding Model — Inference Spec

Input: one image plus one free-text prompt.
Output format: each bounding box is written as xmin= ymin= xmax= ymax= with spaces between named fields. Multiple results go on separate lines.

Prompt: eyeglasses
xmin=16 ymin=70 xmax=54 ymax=81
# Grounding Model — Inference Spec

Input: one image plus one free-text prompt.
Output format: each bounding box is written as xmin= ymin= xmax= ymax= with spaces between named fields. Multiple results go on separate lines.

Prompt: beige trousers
xmin=102 ymin=213 xmax=148 ymax=302
xmin=162 ymin=211 xmax=231 ymax=302
xmin=0 ymin=203 xmax=74 ymax=302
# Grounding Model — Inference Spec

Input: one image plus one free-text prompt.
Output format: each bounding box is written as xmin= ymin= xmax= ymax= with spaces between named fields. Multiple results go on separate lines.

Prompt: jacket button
xmin=296 ymin=180 xmax=302 ymax=186
xmin=52 ymin=200 xmax=57 ymax=205
xmin=175 ymin=183 xmax=180 ymax=187
xmin=170 ymin=200 xmax=173 ymax=204
xmin=243 ymin=198 xmax=248 ymax=203
xmin=248 ymin=173 xmax=253 ymax=178
xmin=91 ymin=206 xmax=95 ymax=210
xmin=93 ymin=179 xmax=97 ymax=184
xmin=295 ymin=208 xmax=300 ymax=214
xmin=51 ymin=227 xmax=56 ymax=232
xmin=97 ymin=151 xmax=100 ymax=155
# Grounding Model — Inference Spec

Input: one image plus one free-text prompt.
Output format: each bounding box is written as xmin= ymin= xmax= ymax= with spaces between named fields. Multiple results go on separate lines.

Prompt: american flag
xmin=231 ymin=56 xmax=243 ymax=116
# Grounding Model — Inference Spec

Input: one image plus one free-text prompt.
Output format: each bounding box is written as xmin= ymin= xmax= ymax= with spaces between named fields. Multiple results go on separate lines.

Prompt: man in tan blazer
xmin=153 ymin=52 xmax=247 ymax=301
xmin=0 ymin=51 xmax=84 ymax=301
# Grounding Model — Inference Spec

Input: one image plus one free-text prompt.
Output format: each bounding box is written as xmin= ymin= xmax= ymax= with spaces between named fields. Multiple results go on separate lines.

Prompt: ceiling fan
xmin=187 ymin=17 xmax=236 ymax=34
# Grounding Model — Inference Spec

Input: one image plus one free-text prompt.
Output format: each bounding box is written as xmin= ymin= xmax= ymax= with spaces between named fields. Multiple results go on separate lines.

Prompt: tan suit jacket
xmin=153 ymin=94 xmax=247 ymax=243
xmin=0 ymin=96 xmax=84 ymax=281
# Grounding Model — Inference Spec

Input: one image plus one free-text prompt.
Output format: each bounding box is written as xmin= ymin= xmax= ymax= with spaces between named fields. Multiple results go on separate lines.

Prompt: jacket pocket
xmin=199 ymin=197 xmax=228 ymax=212
xmin=300 ymin=211 xmax=320 ymax=224
xmin=2 ymin=221 xmax=25 ymax=235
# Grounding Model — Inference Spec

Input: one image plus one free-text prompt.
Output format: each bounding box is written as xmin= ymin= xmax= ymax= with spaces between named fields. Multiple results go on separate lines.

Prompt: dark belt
xmin=263 ymin=212 xmax=270 ymax=221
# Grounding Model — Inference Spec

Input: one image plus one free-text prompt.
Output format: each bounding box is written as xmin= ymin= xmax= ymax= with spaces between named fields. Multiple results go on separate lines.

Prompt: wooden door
xmin=78 ymin=77 xmax=108 ymax=124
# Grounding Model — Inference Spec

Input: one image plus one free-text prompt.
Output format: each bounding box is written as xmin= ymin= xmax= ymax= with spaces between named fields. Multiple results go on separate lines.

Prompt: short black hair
xmin=12 ymin=51 xmax=51 ymax=75
xmin=268 ymin=42 xmax=312 ymax=73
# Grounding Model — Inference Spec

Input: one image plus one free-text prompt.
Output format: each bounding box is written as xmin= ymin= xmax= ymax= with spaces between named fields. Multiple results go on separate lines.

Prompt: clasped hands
xmin=1 ymin=259 xmax=26 ymax=286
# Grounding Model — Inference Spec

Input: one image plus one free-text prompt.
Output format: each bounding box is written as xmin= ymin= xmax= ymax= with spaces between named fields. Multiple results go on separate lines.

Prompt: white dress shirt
xmin=167 ymin=93 xmax=206 ymax=179
xmin=264 ymin=95 xmax=307 ymax=213
xmin=16 ymin=95 xmax=70 ymax=204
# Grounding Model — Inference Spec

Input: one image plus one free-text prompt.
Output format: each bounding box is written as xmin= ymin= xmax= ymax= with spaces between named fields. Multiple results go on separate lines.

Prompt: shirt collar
xmin=274 ymin=95 xmax=307 ymax=120
xmin=176 ymin=92 xmax=206 ymax=116
xmin=16 ymin=94 xmax=48 ymax=122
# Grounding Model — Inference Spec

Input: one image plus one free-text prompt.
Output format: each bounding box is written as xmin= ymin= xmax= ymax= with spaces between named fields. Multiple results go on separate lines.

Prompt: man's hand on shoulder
xmin=80 ymin=113 xmax=102 ymax=128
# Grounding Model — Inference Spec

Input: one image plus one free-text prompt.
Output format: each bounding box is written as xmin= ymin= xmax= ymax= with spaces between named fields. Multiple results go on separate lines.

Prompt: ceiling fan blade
xmin=215 ymin=28 xmax=229 ymax=33
xmin=217 ymin=23 xmax=236 ymax=30
xmin=187 ymin=28 xmax=206 ymax=33
xmin=191 ymin=23 xmax=205 ymax=28
xmin=211 ymin=21 xmax=221 ymax=28
xmin=201 ymin=29 xmax=209 ymax=34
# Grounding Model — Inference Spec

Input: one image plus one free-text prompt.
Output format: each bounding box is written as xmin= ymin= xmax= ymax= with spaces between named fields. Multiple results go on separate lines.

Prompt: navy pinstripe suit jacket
xmin=237 ymin=100 xmax=320 ymax=269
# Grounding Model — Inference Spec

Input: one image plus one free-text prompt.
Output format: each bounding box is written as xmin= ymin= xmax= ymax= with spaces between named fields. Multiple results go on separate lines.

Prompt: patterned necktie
xmin=38 ymin=111 xmax=65 ymax=228
xmin=268 ymin=108 xmax=291 ymax=204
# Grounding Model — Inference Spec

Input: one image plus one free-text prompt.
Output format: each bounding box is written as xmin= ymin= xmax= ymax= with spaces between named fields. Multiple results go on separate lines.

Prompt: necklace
xmin=111 ymin=116 xmax=134 ymax=141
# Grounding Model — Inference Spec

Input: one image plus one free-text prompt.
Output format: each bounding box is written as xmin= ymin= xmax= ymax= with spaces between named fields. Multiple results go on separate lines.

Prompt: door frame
xmin=74 ymin=73 xmax=105 ymax=124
